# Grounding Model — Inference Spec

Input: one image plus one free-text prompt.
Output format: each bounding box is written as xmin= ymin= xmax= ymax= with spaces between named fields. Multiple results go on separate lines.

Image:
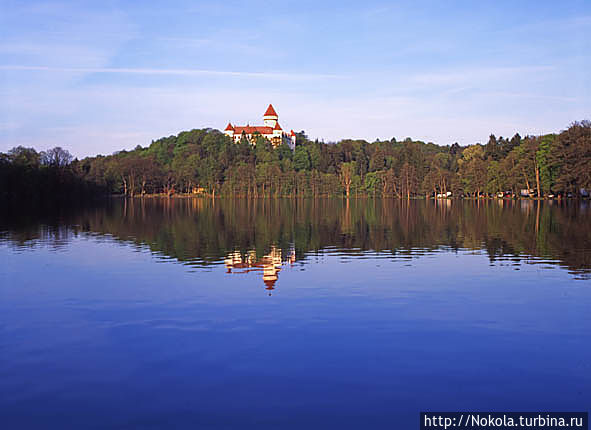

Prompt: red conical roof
xmin=273 ymin=122 xmax=282 ymax=130
xmin=290 ymin=129 xmax=295 ymax=136
xmin=224 ymin=122 xmax=234 ymax=131
xmin=264 ymin=278 xmax=277 ymax=289
xmin=264 ymin=104 xmax=278 ymax=117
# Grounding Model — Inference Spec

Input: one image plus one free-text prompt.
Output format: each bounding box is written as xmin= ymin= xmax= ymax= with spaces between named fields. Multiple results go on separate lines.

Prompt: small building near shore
xmin=224 ymin=104 xmax=296 ymax=149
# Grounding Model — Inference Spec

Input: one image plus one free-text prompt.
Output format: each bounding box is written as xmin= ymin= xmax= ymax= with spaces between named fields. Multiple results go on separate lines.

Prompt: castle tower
xmin=224 ymin=122 xmax=235 ymax=138
xmin=263 ymin=104 xmax=278 ymax=128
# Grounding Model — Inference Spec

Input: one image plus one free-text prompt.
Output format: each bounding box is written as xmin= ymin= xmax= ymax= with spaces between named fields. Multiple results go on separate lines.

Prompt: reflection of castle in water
xmin=224 ymin=246 xmax=296 ymax=293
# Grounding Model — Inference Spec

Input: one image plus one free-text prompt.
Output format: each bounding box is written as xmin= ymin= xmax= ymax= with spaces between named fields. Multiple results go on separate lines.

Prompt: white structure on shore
xmin=224 ymin=104 xmax=296 ymax=149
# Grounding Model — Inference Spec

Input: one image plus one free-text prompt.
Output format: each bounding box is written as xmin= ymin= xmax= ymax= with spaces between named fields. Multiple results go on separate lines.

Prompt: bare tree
xmin=340 ymin=162 xmax=355 ymax=198
xmin=41 ymin=147 xmax=73 ymax=168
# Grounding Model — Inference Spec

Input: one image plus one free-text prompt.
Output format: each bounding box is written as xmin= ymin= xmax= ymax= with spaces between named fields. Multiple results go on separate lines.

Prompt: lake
xmin=1 ymin=198 xmax=590 ymax=429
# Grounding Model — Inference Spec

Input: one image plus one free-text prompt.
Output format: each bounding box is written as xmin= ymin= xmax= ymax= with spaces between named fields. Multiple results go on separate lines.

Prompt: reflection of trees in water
xmin=1 ymin=198 xmax=590 ymax=279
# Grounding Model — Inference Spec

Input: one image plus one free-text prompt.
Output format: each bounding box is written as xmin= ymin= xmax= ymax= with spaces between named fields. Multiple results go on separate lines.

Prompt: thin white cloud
xmin=408 ymin=66 xmax=555 ymax=86
xmin=0 ymin=65 xmax=344 ymax=81
xmin=498 ymin=15 xmax=591 ymax=36
xmin=480 ymin=91 xmax=579 ymax=103
xmin=156 ymin=37 xmax=211 ymax=47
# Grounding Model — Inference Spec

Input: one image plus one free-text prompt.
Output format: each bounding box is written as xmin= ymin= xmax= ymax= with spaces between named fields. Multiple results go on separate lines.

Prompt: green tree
xmin=293 ymin=145 xmax=311 ymax=171
xmin=458 ymin=145 xmax=487 ymax=196
xmin=549 ymin=121 xmax=591 ymax=194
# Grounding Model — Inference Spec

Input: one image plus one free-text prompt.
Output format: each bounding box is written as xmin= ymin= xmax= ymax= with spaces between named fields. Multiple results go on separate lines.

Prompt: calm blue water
xmin=1 ymin=199 xmax=590 ymax=429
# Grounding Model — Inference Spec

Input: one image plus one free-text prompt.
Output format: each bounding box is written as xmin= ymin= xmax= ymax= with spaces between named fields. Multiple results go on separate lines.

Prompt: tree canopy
xmin=1 ymin=121 xmax=590 ymax=201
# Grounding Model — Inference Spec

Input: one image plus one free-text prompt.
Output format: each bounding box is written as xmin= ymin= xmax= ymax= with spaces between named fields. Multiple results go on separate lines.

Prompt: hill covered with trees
xmin=1 ymin=121 xmax=590 ymax=202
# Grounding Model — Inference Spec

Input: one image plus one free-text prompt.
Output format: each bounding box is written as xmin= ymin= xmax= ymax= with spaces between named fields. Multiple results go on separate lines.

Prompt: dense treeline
xmin=0 ymin=146 xmax=106 ymax=205
xmin=1 ymin=121 xmax=590 ymax=199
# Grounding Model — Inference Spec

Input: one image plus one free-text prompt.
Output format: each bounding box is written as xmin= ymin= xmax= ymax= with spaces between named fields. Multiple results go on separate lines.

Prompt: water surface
xmin=1 ymin=199 xmax=590 ymax=429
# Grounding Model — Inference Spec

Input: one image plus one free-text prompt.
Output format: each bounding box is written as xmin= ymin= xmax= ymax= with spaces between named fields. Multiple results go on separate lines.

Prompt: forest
xmin=1 ymin=120 xmax=590 ymax=202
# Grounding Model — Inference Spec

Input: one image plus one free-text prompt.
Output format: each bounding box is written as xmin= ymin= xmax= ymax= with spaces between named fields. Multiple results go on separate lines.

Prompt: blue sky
xmin=1 ymin=0 xmax=590 ymax=157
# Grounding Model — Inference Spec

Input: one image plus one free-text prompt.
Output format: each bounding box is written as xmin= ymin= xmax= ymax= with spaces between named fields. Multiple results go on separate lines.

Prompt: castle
xmin=224 ymin=104 xmax=296 ymax=149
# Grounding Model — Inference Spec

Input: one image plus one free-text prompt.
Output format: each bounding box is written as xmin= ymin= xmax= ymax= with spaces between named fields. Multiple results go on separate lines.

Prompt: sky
xmin=0 ymin=0 xmax=590 ymax=158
